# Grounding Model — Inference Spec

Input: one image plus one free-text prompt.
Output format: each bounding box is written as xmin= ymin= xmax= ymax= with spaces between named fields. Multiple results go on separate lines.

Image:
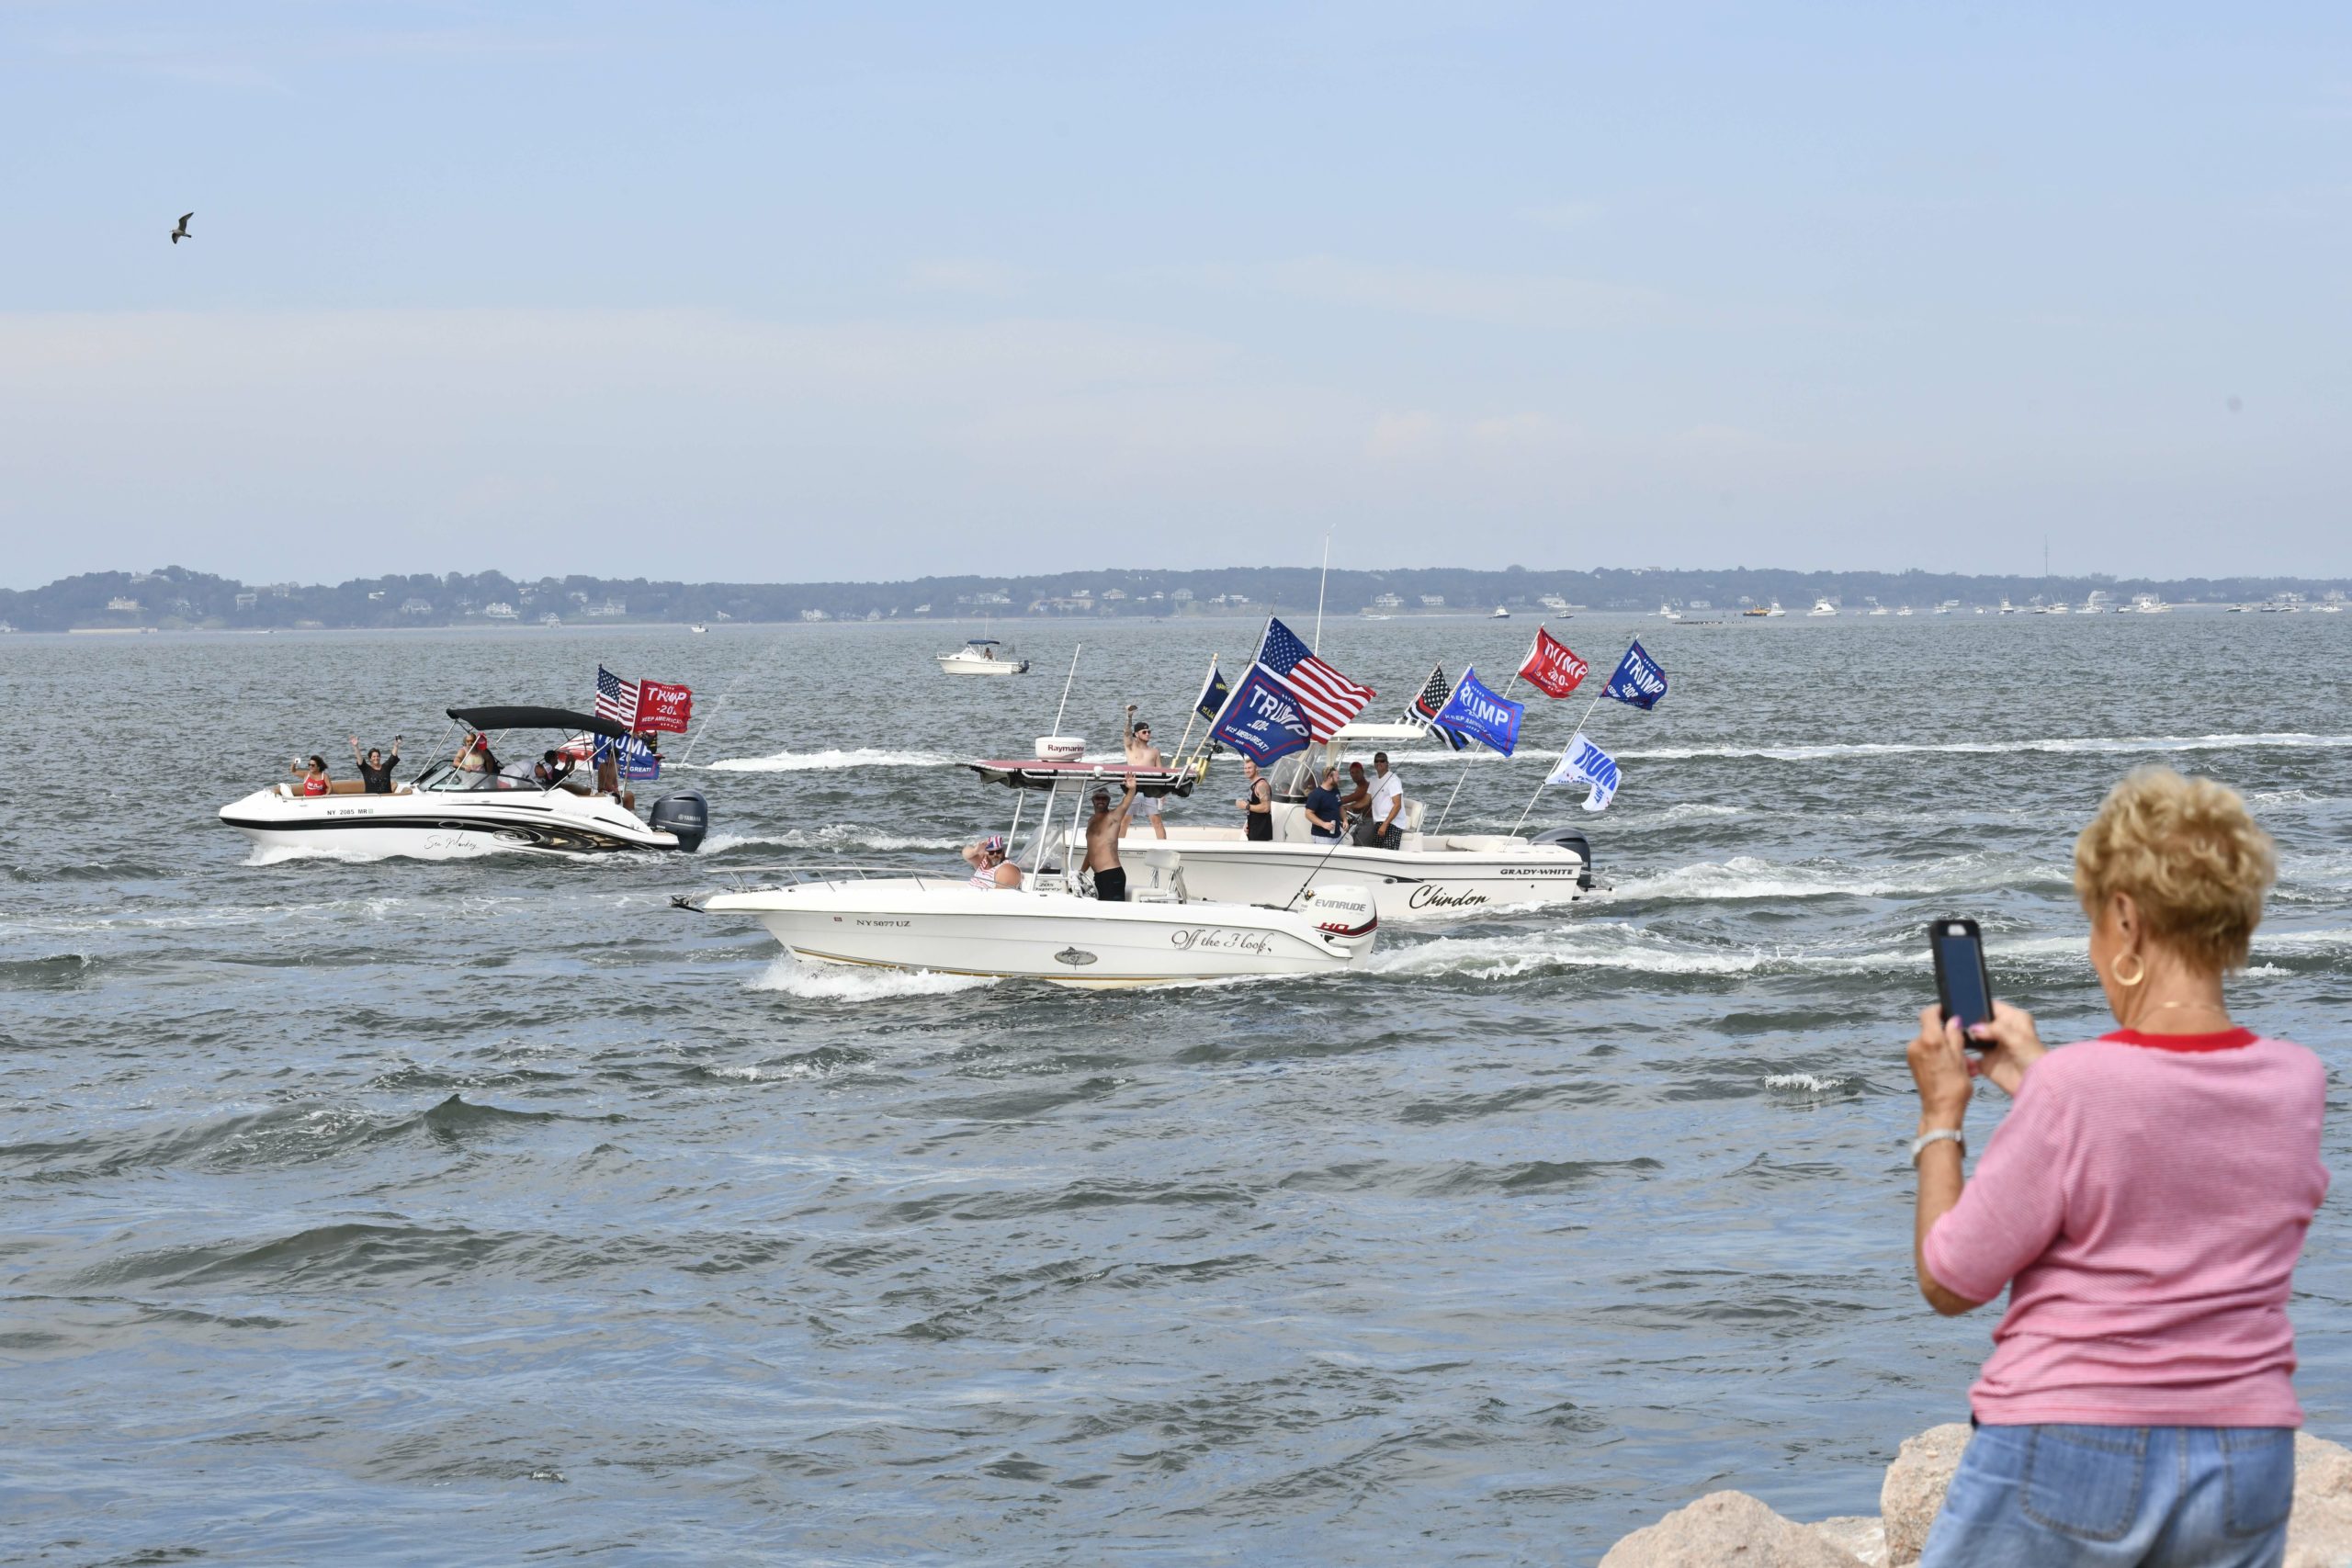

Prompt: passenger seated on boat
xmin=1304 ymin=765 xmax=1344 ymax=843
xmin=289 ymin=754 xmax=333 ymax=797
xmin=962 ymin=834 xmax=1022 ymax=889
xmin=534 ymin=750 xmax=578 ymax=791
xmin=348 ymin=736 xmax=401 ymax=794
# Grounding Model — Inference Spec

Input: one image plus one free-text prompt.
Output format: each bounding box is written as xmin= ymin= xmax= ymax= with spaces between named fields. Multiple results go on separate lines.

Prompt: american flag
xmin=1257 ymin=617 xmax=1374 ymax=742
xmin=1406 ymin=663 xmax=1469 ymax=750
xmin=594 ymin=665 xmax=640 ymax=728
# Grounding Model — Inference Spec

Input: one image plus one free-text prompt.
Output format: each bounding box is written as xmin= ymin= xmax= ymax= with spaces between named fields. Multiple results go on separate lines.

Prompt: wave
xmin=1764 ymin=1073 xmax=1852 ymax=1093
xmin=747 ymin=955 xmax=999 ymax=1000
xmin=243 ymin=839 xmax=501 ymax=866
xmin=703 ymin=748 xmax=958 ymax=773
xmin=1365 ymin=928 xmax=1925 ymax=982
xmin=1612 ymin=852 xmax=2063 ymax=903
xmin=1616 ymin=732 xmax=2352 ymax=762
xmin=702 ymin=825 xmax=967 ymax=855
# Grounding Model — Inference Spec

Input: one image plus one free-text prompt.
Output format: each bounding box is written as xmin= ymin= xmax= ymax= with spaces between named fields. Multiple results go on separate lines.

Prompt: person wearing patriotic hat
xmin=961 ymin=834 xmax=1022 ymax=890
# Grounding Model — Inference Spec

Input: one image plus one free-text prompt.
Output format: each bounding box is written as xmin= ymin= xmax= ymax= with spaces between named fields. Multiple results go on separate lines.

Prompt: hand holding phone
xmin=1929 ymin=918 xmax=1996 ymax=1050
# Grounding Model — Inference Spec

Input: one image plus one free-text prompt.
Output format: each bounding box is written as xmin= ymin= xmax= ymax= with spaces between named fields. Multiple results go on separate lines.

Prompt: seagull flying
xmin=170 ymin=212 xmax=193 ymax=244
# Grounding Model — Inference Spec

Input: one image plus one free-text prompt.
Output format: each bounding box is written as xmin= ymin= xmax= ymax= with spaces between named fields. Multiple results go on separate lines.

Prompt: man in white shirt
xmin=1360 ymin=751 xmax=1405 ymax=850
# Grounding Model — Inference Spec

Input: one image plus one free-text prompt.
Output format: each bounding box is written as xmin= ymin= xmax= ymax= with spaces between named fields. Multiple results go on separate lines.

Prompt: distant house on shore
xmin=106 ymin=595 xmax=141 ymax=613
xmin=400 ymin=597 xmax=434 ymax=616
xmin=483 ymin=602 xmax=518 ymax=620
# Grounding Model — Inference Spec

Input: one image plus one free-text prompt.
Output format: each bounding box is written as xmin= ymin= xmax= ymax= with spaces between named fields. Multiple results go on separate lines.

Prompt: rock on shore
xmin=1600 ymin=1427 xmax=2352 ymax=1567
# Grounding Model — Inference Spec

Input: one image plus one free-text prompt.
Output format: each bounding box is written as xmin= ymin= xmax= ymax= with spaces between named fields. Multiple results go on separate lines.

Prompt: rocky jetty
xmin=1601 ymin=1425 xmax=2352 ymax=1567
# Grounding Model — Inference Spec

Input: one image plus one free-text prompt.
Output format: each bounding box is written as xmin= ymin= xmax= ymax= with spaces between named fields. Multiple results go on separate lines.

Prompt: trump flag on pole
xmin=634 ymin=679 xmax=693 ymax=733
xmin=1211 ymin=665 xmax=1314 ymax=765
xmin=1430 ymin=666 xmax=1524 ymax=755
xmin=1517 ymin=627 xmax=1589 ymax=699
xmin=1546 ymin=732 xmax=1620 ymax=812
xmin=1600 ymin=640 xmax=1669 ymax=710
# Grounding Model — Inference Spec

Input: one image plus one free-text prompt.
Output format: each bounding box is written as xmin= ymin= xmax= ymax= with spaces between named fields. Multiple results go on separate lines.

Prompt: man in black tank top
xmin=1238 ymin=759 xmax=1274 ymax=841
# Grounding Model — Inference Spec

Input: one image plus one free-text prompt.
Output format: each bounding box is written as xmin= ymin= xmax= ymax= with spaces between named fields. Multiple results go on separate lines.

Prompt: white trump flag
xmin=1546 ymin=732 xmax=1620 ymax=813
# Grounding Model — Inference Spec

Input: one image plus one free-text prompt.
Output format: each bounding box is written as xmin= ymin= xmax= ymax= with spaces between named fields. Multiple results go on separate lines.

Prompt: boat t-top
xmin=937 ymin=637 xmax=1031 ymax=675
xmin=220 ymin=705 xmax=709 ymax=859
xmin=1807 ymin=598 xmax=1838 ymax=617
xmin=1075 ymin=722 xmax=1599 ymax=922
xmin=677 ymin=739 xmax=1377 ymax=987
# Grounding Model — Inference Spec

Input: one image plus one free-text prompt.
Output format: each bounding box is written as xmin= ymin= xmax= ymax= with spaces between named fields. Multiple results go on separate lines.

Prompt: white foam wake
xmin=1615 ymin=852 xmax=2060 ymax=903
xmin=1765 ymin=1072 xmax=1851 ymax=1092
xmin=747 ymin=954 xmax=998 ymax=1000
xmin=705 ymin=748 xmax=958 ymax=773
xmin=702 ymin=825 xmax=966 ymax=855
xmin=1617 ymin=732 xmax=2352 ymax=762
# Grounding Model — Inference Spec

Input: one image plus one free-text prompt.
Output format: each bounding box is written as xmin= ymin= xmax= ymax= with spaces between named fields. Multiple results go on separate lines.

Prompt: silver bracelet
xmin=1910 ymin=1127 xmax=1966 ymax=1166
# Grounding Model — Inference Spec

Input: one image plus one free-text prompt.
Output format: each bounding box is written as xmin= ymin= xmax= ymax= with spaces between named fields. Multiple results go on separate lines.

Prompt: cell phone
xmin=1929 ymin=918 xmax=1996 ymax=1050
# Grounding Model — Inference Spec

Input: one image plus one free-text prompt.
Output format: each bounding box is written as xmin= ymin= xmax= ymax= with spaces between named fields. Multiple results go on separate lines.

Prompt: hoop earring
xmin=2111 ymin=952 xmax=2146 ymax=988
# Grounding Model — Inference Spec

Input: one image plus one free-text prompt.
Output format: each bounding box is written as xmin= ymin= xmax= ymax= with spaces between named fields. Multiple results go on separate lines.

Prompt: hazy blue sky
xmin=4 ymin=3 xmax=2346 ymax=587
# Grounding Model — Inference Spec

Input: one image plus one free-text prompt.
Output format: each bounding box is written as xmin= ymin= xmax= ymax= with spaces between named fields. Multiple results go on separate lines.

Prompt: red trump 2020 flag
xmin=634 ymin=679 xmax=694 ymax=733
xmin=1518 ymin=627 xmax=1589 ymax=699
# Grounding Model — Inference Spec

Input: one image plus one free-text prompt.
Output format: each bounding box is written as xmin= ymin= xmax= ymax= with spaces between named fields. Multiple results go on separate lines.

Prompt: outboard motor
xmin=649 ymin=790 xmax=708 ymax=852
xmin=1299 ymin=883 xmax=1378 ymax=955
xmin=1529 ymin=827 xmax=1595 ymax=890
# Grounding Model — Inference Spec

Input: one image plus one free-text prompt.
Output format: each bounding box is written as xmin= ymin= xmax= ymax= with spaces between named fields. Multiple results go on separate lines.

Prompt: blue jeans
xmin=1921 ymin=1424 xmax=2295 ymax=1567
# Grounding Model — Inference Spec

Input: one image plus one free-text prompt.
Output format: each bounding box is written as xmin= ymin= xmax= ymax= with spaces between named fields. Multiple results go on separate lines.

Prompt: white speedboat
xmin=680 ymin=748 xmax=1376 ymax=987
xmin=1807 ymin=598 xmax=1838 ymax=617
xmin=1075 ymin=724 xmax=1598 ymax=921
xmin=1765 ymin=600 xmax=1786 ymax=617
xmin=220 ymin=705 xmax=708 ymax=859
xmin=1657 ymin=603 xmax=1682 ymax=621
xmin=1490 ymin=605 xmax=1510 ymax=618
xmin=936 ymin=637 xmax=1030 ymax=675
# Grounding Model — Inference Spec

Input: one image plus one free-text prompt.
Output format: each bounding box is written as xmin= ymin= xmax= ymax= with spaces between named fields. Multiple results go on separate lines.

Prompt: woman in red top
xmin=1905 ymin=768 xmax=2325 ymax=1565
xmin=292 ymin=755 xmax=332 ymax=796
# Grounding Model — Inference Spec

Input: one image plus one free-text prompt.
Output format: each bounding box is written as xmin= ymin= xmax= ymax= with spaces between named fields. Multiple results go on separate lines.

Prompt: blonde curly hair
xmin=2074 ymin=767 xmax=2276 ymax=973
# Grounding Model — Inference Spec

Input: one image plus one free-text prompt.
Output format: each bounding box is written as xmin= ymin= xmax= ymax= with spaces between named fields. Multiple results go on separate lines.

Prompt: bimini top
xmin=966 ymin=637 xmax=1003 ymax=648
xmin=446 ymin=705 xmax=633 ymax=739
xmin=965 ymin=759 xmax=1196 ymax=797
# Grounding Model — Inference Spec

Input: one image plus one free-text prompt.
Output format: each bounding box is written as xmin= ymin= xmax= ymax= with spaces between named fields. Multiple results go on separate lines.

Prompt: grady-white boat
xmin=936 ymin=637 xmax=1030 ymax=675
xmin=679 ymin=747 xmax=1377 ymax=987
xmin=1074 ymin=724 xmax=1599 ymax=921
xmin=1807 ymin=598 xmax=1838 ymax=617
xmin=220 ymin=705 xmax=708 ymax=859
xmin=1490 ymin=605 xmax=1510 ymax=619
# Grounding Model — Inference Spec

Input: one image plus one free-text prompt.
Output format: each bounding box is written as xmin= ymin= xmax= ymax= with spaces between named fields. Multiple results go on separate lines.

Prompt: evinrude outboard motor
xmin=1529 ymin=827 xmax=1595 ymax=890
xmin=649 ymin=790 xmax=708 ymax=852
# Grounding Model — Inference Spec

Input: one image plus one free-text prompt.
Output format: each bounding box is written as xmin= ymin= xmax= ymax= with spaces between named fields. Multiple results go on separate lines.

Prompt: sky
xmin=3 ymin=2 xmax=2347 ymax=588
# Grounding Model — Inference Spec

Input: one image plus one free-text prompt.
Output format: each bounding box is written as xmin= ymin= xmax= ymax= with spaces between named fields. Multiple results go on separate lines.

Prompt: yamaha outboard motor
xmin=649 ymin=790 xmax=708 ymax=852
xmin=1529 ymin=826 xmax=1595 ymax=890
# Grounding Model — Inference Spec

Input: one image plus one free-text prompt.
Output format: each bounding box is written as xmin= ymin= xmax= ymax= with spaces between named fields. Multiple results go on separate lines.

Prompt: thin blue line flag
xmin=1210 ymin=664 xmax=1314 ymax=766
xmin=1430 ymin=666 xmax=1524 ymax=756
xmin=1601 ymin=640 xmax=1669 ymax=710
xmin=1194 ymin=660 xmax=1231 ymax=724
xmin=1546 ymin=731 xmax=1620 ymax=812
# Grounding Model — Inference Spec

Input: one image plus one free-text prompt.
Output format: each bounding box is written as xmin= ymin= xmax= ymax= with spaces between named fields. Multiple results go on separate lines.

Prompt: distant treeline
xmin=3 ymin=563 xmax=2347 ymax=632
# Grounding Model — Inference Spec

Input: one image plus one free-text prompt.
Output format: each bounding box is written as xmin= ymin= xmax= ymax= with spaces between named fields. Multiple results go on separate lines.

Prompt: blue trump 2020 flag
xmin=1430 ymin=666 xmax=1524 ymax=755
xmin=1546 ymin=731 xmax=1620 ymax=812
xmin=1601 ymin=640 xmax=1669 ymax=710
xmin=1211 ymin=665 xmax=1313 ymax=765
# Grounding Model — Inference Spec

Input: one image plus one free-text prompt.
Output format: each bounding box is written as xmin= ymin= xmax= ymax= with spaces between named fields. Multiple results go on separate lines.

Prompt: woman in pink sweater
xmin=1907 ymin=768 xmax=2327 ymax=1566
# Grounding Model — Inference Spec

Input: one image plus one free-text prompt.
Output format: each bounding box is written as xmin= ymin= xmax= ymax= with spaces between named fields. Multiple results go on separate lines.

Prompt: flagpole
xmin=1433 ymin=758 xmax=1475 ymax=832
xmin=1312 ymin=530 xmax=1331 ymax=648
xmin=1011 ymin=642 xmax=1084 ymax=864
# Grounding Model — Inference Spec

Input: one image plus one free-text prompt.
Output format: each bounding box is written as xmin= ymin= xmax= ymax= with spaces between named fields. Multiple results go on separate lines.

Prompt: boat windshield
xmin=414 ymin=759 xmax=540 ymax=793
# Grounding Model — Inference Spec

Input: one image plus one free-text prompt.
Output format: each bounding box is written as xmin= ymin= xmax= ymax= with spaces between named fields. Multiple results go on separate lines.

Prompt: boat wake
xmin=243 ymin=839 xmax=502 ymax=866
xmin=1612 ymin=852 xmax=2062 ymax=903
xmin=701 ymin=825 xmax=965 ymax=855
xmin=1617 ymin=731 xmax=2352 ymax=762
xmin=704 ymin=748 xmax=959 ymax=773
xmin=747 ymin=955 xmax=998 ymax=1001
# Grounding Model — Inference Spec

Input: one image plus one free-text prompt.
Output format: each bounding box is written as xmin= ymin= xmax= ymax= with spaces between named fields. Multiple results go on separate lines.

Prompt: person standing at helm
xmin=1235 ymin=758 xmax=1273 ymax=841
xmin=1357 ymin=751 xmax=1404 ymax=850
xmin=1122 ymin=705 xmax=1169 ymax=840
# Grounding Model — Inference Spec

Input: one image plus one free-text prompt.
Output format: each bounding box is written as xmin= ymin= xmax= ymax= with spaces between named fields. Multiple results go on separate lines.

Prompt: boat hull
xmin=219 ymin=786 xmax=683 ymax=859
xmin=702 ymin=879 xmax=1371 ymax=987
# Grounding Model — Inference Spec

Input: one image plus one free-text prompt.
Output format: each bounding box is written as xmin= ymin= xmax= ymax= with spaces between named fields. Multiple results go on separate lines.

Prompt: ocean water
xmin=3 ymin=612 xmax=2347 ymax=1564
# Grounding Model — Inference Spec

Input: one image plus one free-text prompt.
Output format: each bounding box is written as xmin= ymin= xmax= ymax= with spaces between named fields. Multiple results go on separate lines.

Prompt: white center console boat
xmin=936 ymin=638 xmax=1030 ymax=675
xmin=1077 ymin=723 xmax=1599 ymax=920
xmin=219 ymin=705 xmax=709 ymax=859
xmin=677 ymin=742 xmax=1377 ymax=987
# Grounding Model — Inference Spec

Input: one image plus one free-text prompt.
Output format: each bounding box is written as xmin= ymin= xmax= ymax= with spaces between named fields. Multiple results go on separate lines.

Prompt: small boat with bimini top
xmin=220 ymin=705 xmax=708 ymax=859
xmin=936 ymin=637 xmax=1030 ymax=675
xmin=676 ymin=742 xmax=1377 ymax=987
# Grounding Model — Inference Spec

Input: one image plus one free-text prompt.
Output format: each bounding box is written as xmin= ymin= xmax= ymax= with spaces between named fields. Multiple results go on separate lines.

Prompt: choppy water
xmin=4 ymin=613 xmax=2347 ymax=1564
